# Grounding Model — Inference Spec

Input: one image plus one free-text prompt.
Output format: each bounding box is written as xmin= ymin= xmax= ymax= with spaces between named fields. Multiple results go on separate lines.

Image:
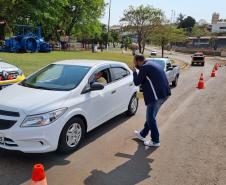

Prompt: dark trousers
xmin=140 ymin=97 xmax=168 ymax=143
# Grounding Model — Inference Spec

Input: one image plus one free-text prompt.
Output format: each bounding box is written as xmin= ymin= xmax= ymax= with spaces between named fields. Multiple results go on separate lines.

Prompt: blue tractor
xmin=0 ymin=25 xmax=51 ymax=53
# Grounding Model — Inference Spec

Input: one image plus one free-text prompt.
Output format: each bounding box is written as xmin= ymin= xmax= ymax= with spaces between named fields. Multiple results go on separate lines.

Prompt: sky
xmin=101 ymin=0 xmax=226 ymax=25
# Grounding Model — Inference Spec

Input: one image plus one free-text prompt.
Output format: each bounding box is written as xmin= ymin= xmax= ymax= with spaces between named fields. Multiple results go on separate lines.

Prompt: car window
xmin=36 ymin=65 xmax=63 ymax=82
xmin=21 ymin=64 xmax=90 ymax=91
xmin=89 ymin=68 xmax=111 ymax=85
xmin=110 ymin=67 xmax=130 ymax=81
xmin=193 ymin=56 xmax=204 ymax=61
xmin=166 ymin=60 xmax=172 ymax=68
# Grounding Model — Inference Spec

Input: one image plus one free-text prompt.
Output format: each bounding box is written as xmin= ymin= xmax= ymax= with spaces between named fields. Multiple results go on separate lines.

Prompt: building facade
xmin=211 ymin=13 xmax=226 ymax=33
xmin=212 ymin=22 xmax=226 ymax=33
xmin=188 ymin=36 xmax=226 ymax=49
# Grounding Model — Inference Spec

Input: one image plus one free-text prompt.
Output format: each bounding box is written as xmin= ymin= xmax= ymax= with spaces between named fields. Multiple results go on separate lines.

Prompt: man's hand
xmin=132 ymin=58 xmax=137 ymax=72
xmin=132 ymin=64 xmax=137 ymax=72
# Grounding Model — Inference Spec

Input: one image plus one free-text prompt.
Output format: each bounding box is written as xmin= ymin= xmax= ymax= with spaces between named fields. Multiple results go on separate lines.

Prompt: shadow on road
xmin=0 ymin=113 xmax=131 ymax=185
xmin=84 ymin=139 xmax=157 ymax=185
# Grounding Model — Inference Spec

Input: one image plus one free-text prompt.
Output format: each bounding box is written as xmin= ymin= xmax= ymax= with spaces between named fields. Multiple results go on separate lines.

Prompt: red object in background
xmin=211 ymin=68 xmax=216 ymax=77
xmin=199 ymin=73 xmax=204 ymax=81
xmin=197 ymin=73 xmax=205 ymax=89
xmin=214 ymin=64 xmax=218 ymax=71
xmin=7 ymin=75 xmax=14 ymax=80
xmin=0 ymin=76 xmax=2 ymax=81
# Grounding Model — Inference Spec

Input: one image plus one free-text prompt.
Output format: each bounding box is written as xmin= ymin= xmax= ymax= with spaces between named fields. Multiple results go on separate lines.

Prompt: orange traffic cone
xmin=197 ymin=73 xmax=205 ymax=89
xmin=31 ymin=164 xmax=48 ymax=185
xmin=199 ymin=73 xmax=204 ymax=81
xmin=214 ymin=64 xmax=218 ymax=71
xmin=211 ymin=68 xmax=216 ymax=77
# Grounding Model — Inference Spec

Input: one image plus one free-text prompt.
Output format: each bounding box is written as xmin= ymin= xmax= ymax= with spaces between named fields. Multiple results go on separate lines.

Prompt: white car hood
xmin=0 ymin=84 xmax=71 ymax=115
xmin=0 ymin=62 xmax=19 ymax=72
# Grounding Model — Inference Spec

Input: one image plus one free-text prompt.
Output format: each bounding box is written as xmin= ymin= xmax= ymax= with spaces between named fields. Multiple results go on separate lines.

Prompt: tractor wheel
xmin=25 ymin=38 xmax=38 ymax=53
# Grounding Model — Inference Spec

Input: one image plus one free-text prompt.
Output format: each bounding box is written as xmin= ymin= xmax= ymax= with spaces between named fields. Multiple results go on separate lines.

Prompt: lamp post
xmin=107 ymin=0 xmax=111 ymax=51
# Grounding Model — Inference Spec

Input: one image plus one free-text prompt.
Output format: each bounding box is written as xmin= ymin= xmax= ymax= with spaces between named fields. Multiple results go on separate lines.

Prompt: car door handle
xmin=129 ymin=83 xmax=133 ymax=87
xmin=111 ymin=90 xmax=116 ymax=94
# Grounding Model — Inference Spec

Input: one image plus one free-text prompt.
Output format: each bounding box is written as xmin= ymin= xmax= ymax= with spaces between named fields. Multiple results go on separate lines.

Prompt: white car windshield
xmin=20 ymin=64 xmax=90 ymax=91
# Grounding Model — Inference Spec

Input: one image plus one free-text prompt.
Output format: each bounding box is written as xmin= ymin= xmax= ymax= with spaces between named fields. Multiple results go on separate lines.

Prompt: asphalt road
xmin=0 ymin=54 xmax=226 ymax=185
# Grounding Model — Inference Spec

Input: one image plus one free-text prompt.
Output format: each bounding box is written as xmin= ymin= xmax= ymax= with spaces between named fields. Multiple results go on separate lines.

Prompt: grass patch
xmin=0 ymin=51 xmax=134 ymax=75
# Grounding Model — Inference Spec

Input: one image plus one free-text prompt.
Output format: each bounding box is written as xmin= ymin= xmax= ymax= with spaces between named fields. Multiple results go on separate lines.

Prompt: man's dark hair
xmin=134 ymin=54 xmax=145 ymax=62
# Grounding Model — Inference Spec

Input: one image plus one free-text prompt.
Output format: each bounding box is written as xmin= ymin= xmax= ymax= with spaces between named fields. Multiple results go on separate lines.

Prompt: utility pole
xmin=107 ymin=0 xmax=111 ymax=51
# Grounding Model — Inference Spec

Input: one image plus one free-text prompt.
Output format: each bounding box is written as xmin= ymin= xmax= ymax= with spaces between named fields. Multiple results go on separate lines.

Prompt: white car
xmin=0 ymin=60 xmax=25 ymax=90
xmin=150 ymin=50 xmax=157 ymax=56
xmin=146 ymin=58 xmax=180 ymax=87
xmin=0 ymin=60 xmax=139 ymax=153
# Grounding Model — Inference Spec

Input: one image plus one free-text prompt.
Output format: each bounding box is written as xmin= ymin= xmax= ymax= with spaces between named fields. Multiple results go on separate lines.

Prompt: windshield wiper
xmin=31 ymin=85 xmax=54 ymax=90
xmin=20 ymin=81 xmax=34 ymax=88
xmin=20 ymin=81 xmax=66 ymax=91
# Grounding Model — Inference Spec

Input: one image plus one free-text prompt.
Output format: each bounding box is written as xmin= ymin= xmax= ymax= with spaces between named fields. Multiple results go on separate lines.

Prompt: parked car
xmin=146 ymin=58 xmax=180 ymax=87
xmin=191 ymin=52 xmax=205 ymax=66
xmin=150 ymin=50 xmax=157 ymax=57
xmin=0 ymin=60 xmax=25 ymax=90
xmin=0 ymin=60 xmax=139 ymax=153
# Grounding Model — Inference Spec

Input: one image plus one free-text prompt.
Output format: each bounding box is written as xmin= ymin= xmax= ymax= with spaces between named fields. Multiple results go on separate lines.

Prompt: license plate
xmin=0 ymin=137 xmax=4 ymax=144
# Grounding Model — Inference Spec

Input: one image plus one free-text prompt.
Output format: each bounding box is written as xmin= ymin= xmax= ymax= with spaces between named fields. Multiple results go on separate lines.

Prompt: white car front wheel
xmin=58 ymin=117 xmax=86 ymax=153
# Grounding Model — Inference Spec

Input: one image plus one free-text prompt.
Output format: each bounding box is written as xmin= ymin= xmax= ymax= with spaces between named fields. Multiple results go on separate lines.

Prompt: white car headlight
xmin=21 ymin=108 xmax=67 ymax=128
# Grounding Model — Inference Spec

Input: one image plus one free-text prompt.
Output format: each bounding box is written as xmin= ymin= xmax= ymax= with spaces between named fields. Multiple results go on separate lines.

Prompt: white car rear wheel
xmin=126 ymin=94 xmax=138 ymax=116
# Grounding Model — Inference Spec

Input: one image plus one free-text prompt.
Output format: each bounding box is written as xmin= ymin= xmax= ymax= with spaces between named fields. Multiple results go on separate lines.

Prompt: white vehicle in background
xmin=0 ymin=60 xmax=25 ymax=90
xmin=150 ymin=50 xmax=157 ymax=56
xmin=146 ymin=58 xmax=180 ymax=87
xmin=0 ymin=60 xmax=139 ymax=153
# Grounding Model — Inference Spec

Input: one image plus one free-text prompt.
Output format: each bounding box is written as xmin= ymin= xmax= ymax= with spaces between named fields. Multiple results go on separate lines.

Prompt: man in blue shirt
xmin=132 ymin=54 xmax=171 ymax=147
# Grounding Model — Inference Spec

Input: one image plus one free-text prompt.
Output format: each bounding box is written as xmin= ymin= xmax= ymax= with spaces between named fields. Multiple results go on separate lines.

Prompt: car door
xmin=165 ymin=60 xmax=174 ymax=83
xmin=109 ymin=65 xmax=132 ymax=114
xmin=81 ymin=66 xmax=118 ymax=130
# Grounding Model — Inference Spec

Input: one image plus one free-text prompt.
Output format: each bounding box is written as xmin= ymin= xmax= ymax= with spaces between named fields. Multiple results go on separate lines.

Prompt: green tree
xmin=59 ymin=0 xmax=104 ymax=36
xmin=0 ymin=0 xmax=105 ymax=41
xmin=121 ymin=36 xmax=132 ymax=51
xmin=111 ymin=30 xmax=120 ymax=48
xmin=151 ymin=25 xmax=187 ymax=57
xmin=121 ymin=5 xmax=163 ymax=54
xmin=0 ymin=0 xmax=68 ymax=39
xmin=178 ymin=16 xmax=196 ymax=33
xmin=176 ymin=13 xmax=185 ymax=26
xmin=76 ymin=21 xmax=102 ymax=50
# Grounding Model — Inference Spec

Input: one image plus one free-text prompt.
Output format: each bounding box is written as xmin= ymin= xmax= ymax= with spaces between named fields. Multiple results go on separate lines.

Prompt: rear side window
xmin=111 ymin=67 xmax=130 ymax=81
xmin=193 ymin=56 xmax=204 ymax=61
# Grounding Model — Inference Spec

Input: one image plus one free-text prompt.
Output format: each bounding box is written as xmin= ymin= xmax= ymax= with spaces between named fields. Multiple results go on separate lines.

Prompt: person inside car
xmin=95 ymin=71 xmax=107 ymax=85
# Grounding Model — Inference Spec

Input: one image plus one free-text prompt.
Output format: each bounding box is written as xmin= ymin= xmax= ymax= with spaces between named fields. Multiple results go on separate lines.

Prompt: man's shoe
xmin=144 ymin=140 xmax=160 ymax=147
xmin=134 ymin=130 xmax=146 ymax=142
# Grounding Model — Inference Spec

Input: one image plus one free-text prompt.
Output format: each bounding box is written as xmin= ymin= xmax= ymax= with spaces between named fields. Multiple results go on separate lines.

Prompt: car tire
xmin=172 ymin=76 xmax=178 ymax=87
xmin=58 ymin=117 xmax=86 ymax=154
xmin=191 ymin=62 xmax=194 ymax=66
xmin=126 ymin=94 xmax=138 ymax=116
